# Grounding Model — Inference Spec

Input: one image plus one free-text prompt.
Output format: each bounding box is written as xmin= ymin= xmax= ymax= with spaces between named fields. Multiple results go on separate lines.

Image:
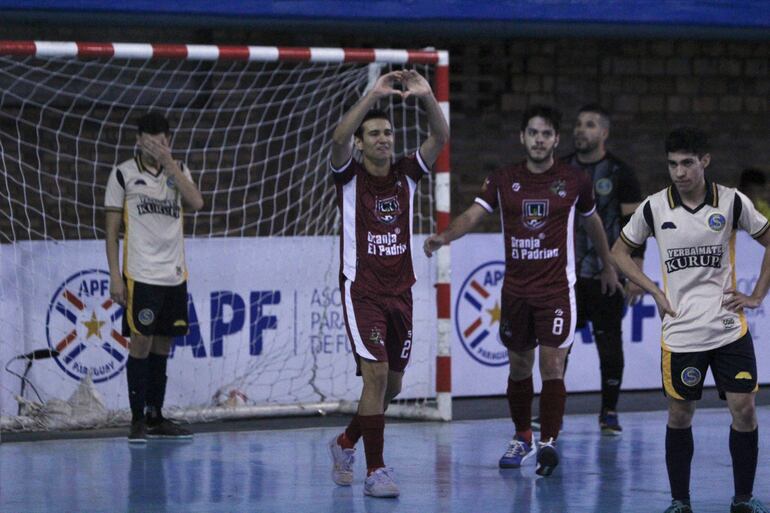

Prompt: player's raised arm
xmin=400 ymin=70 xmax=449 ymax=167
xmin=330 ymin=71 xmax=405 ymax=169
xmin=423 ymin=203 xmax=487 ymax=257
xmin=140 ymin=135 xmax=204 ymax=212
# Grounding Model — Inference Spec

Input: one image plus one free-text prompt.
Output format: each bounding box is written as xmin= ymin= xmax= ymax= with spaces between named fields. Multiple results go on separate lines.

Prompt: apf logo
xmin=46 ymin=269 xmax=128 ymax=383
xmin=455 ymin=261 xmax=509 ymax=366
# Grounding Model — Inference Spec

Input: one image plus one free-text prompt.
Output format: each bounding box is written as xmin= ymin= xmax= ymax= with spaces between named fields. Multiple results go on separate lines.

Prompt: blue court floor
xmin=1 ymin=407 xmax=768 ymax=513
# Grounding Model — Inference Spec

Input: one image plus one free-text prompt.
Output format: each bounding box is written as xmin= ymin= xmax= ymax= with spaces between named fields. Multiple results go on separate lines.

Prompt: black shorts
xmin=575 ymin=277 xmax=624 ymax=334
xmin=123 ymin=278 xmax=189 ymax=337
xmin=661 ymin=332 xmax=758 ymax=401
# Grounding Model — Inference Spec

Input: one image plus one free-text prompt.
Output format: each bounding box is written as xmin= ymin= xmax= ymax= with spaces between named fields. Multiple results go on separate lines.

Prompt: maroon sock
xmin=359 ymin=414 xmax=385 ymax=473
xmin=338 ymin=415 xmax=361 ymax=448
xmin=539 ymin=379 xmax=567 ymax=442
xmin=507 ymin=376 xmax=534 ymax=433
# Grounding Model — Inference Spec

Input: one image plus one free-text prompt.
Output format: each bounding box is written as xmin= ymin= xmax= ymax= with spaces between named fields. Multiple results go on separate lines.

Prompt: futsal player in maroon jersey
xmin=327 ymin=70 xmax=448 ymax=497
xmin=425 ymin=105 xmax=619 ymax=477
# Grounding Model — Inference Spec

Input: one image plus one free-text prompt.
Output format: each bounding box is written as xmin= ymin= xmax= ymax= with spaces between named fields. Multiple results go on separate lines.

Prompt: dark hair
xmin=136 ymin=112 xmax=171 ymax=136
xmin=354 ymin=109 xmax=391 ymax=139
xmin=578 ymin=103 xmax=611 ymax=128
xmin=739 ymin=168 xmax=767 ymax=189
xmin=520 ymin=104 xmax=561 ymax=133
xmin=665 ymin=126 xmax=709 ymax=156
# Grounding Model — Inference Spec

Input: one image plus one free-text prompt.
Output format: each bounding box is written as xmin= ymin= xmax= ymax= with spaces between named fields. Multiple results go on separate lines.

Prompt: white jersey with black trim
xmin=105 ymin=155 xmax=193 ymax=286
xmin=621 ymin=182 xmax=769 ymax=352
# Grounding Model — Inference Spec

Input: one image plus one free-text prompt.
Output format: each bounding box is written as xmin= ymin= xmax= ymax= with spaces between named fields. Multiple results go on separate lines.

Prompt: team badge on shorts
xmin=46 ymin=269 xmax=128 ymax=383
xmin=708 ymin=213 xmax=726 ymax=231
xmin=522 ymin=200 xmax=549 ymax=230
xmin=138 ymin=308 xmax=155 ymax=326
xmin=375 ymin=196 xmax=401 ymax=224
xmin=681 ymin=367 xmax=702 ymax=387
xmin=595 ymin=178 xmax=613 ymax=196
xmin=455 ymin=261 xmax=508 ymax=366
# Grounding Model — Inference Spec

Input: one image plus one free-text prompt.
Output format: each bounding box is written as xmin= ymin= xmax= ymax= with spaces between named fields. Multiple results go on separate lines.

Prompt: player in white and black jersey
xmin=105 ymin=112 xmax=204 ymax=443
xmin=613 ymin=127 xmax=769 ymax=513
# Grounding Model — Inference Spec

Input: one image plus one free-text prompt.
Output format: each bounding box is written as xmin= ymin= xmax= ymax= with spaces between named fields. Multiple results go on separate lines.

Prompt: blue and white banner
xmin=0 ymin=237 xmax=437 ymax=416
xmin=451 ymin=232 xmax=770 ymax=397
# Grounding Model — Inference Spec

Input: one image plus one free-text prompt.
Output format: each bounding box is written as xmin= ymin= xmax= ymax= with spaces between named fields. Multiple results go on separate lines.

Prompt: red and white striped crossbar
xmin=0 ymin=40 xmax=442 ymax=64
xmin=0 ymin=39 xmax=453 ymax=421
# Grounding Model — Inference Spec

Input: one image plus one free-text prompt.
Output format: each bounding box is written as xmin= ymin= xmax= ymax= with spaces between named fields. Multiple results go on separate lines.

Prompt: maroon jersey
xmin=332 ymin=152 xmax=430 ymax=295
xmin=475 ymin=161 xmax=595 ymax=297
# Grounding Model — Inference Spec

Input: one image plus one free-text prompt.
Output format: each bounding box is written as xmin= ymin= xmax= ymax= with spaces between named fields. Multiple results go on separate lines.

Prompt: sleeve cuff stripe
xmin=752 ymin=221 xmax=770 ymax=239
xmin=620 ymin=231 xmax=642 ymax=248
xmin=578 ymin=205 xmax=597 ymax=217
xmin=416 ymin=150 xmax=431 ymax=174
xmin=330 ymin=156 xmax=353 ymax=173
xmin=474 ymin=197 xmax=494 ymax=213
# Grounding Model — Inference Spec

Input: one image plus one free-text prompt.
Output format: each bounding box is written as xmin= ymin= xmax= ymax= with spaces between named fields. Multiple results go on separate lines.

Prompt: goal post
xmin=0 ymin=40 xmax=451 ymax=431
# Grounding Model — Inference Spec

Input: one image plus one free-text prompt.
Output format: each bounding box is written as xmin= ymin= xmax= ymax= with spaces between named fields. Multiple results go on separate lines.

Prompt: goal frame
xmin=0 ymin=40 xmax=452 ymax=423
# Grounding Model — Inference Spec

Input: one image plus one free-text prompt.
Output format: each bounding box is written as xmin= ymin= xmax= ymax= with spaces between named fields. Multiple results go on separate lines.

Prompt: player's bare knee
xmin=508 ymin=350 xmax=534 ymax=380
xmin=128 ymin=333 xmax=152 ymax=358
xmin=727 ymin=395 xmax=757 ymax=430
xmin=667 ymin=399 xmax=695 ymax=428
xmin=151 ymin=336 xmax=173 ymax=356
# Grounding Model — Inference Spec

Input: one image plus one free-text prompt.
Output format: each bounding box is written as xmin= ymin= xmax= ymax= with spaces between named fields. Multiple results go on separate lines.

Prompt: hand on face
xmin=139 ymin=133 xmax=173 ymax=168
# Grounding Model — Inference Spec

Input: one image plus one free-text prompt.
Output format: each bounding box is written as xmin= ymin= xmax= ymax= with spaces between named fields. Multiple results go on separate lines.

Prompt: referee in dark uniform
xmin=563 ymin=104 xmax=645 ymax=435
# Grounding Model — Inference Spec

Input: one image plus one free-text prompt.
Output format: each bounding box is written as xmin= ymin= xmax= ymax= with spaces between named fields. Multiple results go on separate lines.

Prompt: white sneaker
xmin=328 ymin=435 xmax=355 ymax=486
xmin=364 ymin=467 xmax=400 ymax=498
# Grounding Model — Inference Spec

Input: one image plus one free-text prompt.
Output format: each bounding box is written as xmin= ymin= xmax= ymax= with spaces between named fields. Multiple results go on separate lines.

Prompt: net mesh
xmin=0 ymin=52 xmax=440 ymax=430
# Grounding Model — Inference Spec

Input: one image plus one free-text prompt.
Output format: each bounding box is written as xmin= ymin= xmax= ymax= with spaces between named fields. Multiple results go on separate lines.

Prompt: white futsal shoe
xmin=328 ymin=435 xmax=356 ymax=486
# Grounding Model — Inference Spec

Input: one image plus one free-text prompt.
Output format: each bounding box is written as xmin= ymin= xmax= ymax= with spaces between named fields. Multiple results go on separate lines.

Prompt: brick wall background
xmin=2 ymin=23 xmax=768 ymax=234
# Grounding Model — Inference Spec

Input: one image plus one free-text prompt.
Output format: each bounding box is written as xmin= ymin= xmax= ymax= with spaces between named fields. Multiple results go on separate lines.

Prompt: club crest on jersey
xmin=46 ymin=269 xmax=128 ymax=383
xmin=708 ymin=213 xmax=726 ymax=231
xmin=455 ymin=261 xmax=509 ymax=367
xmin=522 ymin=200 xmax=549 ymax=230
xmin=595 ymin=178 xmax=613 ymax=196
xmin=550 ymin=180 xmax=567 ymax=198
xmin=375 ymin=196 xmax=401 ymax=224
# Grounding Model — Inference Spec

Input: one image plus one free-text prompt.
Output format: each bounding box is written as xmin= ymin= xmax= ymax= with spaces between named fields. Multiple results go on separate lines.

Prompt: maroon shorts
xmin=341 ymin=279 xmax=413 ymax=373
xmin=499 ymin=288 xmax=576 ymax=352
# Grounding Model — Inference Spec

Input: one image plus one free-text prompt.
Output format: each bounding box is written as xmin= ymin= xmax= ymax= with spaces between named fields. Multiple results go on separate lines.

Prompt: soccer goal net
xmin=0 ymin=41 xmax=451 ymax=432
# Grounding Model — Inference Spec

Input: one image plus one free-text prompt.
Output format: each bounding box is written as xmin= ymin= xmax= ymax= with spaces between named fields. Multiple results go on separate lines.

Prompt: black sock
xmin=666 ymin=426 xmax=693 ymax=502
xmin=601 ymin=378 xmax=622 ymax=413
xmin=126 ymin=356 xmax=149 ymax=423
xmin=145 ymin=352 xmax=168 ymax=424
xmin=730 ymin=427 xmax=758 ymax=502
